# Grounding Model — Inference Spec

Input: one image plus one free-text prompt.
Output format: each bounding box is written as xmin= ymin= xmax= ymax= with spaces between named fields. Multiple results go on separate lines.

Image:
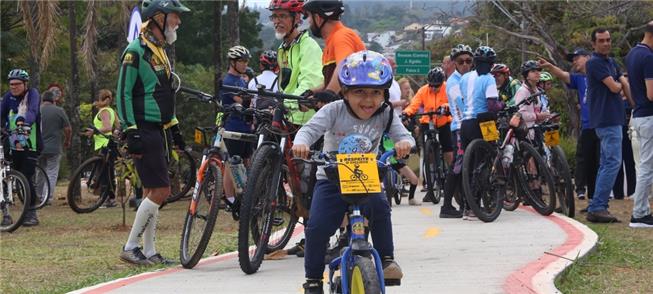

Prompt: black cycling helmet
xmin=7 ymin=69 xmax=29 ymax=82
xmin=303 ymin=0 xmax=344 ymax=20
xmin=520 ymin=60 xmax=542 ymax=79
xmin=473 ymin=46 xmax=496 ymax=63
xmin=427 ymin=67 xmax=445 ymax=87
xmin=141 ymin=0 xmax=190 ymax=20
xmin=450 ymin=44 xmax=473 ymax=59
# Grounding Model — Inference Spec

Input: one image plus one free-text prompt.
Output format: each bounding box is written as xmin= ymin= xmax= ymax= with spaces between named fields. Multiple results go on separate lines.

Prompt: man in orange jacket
xmin=402 ymin=67 xmax=453 ymax=203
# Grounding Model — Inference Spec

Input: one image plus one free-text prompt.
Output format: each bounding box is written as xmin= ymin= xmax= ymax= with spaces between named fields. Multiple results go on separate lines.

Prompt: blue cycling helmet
xmin=7 ymin=69 xmax=29 ymax=82
xmin=473 ymin=46 xmax=496 ymax=63
xmin=338 ymin=50 xmax=393 ymax=90
xmin=338 ymin=134 xmax=373 ymax=154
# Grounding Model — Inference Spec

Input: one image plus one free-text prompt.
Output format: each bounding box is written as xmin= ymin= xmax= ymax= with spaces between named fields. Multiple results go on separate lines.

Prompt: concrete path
xmin=72 ymin=192 xmax=597 ymax=294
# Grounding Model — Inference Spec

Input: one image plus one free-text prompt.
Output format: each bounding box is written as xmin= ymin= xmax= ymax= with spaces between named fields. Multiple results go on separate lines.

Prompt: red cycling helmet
xmin=268 ymin=0 xmax=305 ymax=13
xmin=491 ymin=63 xmax=510 ymax=75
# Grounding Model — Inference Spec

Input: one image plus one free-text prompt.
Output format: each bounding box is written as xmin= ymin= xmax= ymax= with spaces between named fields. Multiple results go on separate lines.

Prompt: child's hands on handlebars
xmin=292 ymin=143 xmax=310 ymax=159
xmin=394 ymin=140 xmax=412 ymax=159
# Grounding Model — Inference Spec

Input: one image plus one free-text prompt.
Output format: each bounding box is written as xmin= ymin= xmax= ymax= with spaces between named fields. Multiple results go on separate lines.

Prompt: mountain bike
xmin=462 ymin=92 xmax=556 ymax=222
xmin=297 ymin=149 xmax=399 ymax=294
xmin=66 ymin=126 xmax=140 ymax=213
xmin=223 ymin=84 xmax=315 ymax=274
xmin=403 ymin=107 xmax=450 ymax=205
xmin=530 ymin=114 xmax=575 ymax=217
xmin=163 ymin=129 xmax=196 ymax=203
xmin=0 ymin=131 xmax=32 ymax=232
xmin=177 ymin=87 xmax=260 ymax=269
xmin=31 ymin=164 xmax=50 ymax=210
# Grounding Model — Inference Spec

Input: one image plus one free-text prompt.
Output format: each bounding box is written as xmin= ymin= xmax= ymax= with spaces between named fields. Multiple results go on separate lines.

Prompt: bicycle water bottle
xmin=229 ymin=156 xmax=247 ymax=194
xmin=501 ymin=144 xmax=514 ymax=169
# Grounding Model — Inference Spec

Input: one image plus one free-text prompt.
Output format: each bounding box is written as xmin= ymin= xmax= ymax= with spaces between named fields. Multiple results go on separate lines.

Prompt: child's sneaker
xmin=382 ymin=257 xmax=403 ymax=286
xmin=302 ymin=279 xmax=324 ymax=294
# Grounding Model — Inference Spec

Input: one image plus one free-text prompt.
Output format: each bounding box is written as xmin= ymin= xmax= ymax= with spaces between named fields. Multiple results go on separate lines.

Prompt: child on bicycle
xmin=292 ymin=50 xmax=414 ymax=294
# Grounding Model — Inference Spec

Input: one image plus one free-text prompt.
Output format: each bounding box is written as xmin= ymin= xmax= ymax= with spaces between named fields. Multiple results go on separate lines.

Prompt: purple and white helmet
xmin=338 ymin=50 xmax=393 ymax=89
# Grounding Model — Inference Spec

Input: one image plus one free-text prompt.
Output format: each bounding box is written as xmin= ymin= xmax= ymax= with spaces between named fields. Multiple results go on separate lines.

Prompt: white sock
xmin=143 ymin=205 xmax=159 ymax=258
xmin=124 ymin=198 xmax=159 ymax=251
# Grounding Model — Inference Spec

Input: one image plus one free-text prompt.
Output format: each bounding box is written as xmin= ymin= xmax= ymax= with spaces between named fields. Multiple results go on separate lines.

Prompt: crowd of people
xmin=2 ymin=0 xmax=652 ymax=292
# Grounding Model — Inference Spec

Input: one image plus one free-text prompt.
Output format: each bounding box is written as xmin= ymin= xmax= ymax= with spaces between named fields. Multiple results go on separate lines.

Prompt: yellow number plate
xmin=544 ymin=129 xmax=560 ymax=147
xmin=336 ymin=153 xmax=381 ymax=194
xmin=194 ymin=129 xmax=203 ymax=145
xmin=479 ymin=121 xmax=499 ymax=142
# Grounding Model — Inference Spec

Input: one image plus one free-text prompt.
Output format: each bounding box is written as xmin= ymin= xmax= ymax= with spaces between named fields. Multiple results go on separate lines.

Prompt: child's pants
xmin=304 ymin=180 xmax=394 ymax=279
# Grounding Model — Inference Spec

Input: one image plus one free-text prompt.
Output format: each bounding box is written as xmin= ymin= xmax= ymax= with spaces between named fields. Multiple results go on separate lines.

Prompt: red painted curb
xmin=503 ymin=207 xmax=585 ymax=294
xmin=80 ymin=225 xmax=305 ymax=294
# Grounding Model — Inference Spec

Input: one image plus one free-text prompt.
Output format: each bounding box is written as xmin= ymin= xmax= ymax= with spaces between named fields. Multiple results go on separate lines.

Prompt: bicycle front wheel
xmin=516 ymin=142 xmax=556 ymax=216
xmin=265 ymin=164 xmax=298 ymax=253
xmin=67 ymin=156 xmax=110 ymax=213
xmin=346 ymin=255 xmax=382 ymax=294
xmin=32 ymin=165 xmax=51 ymax=209
xmin=462 ymin=139 xmax=503 ymax=222
xmin=238 ymin=144 xmax=280 ymax=274
xmin=1 ymin=170 xmax=31 ymax=232
xmin=179 ymin=161 xmax=222 ymax=269
xmin=167 ymin=149 xmax=197 ymax=203
xmin=423 ymin=139 xmax=442 ymax=204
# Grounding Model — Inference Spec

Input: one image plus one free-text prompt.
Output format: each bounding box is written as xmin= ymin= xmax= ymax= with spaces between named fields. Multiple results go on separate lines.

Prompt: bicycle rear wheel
xmin=462 ymin=139 xmax=503 ymax=222
xmin=502 ymin=168 xmax=521 ymax=211
xmin=1 ymin=170 xmax=31 ymax=232
xmin=167 ymin=149 xmax=196 ymax=203
xmin=32 ymin=165 xmax=51 ymax=209
xmin=67 ymin=156 xmax=110 ymax=213
xmin=179 ymin=161 xmax=222 ymax=269
xmin=265 ymin=164 xmax=298 ymax=253
xmin=516 ymin=142 xmax=556 ymax=216
xmin=552 ymin=146 xmax=574 ymax=217
xmin=238 ymin=144 xmax=279 ymax=274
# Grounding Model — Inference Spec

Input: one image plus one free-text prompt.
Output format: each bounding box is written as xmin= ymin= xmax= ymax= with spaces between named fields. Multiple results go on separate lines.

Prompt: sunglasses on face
xmin=456 ymin=59 xmax=473 ymax=65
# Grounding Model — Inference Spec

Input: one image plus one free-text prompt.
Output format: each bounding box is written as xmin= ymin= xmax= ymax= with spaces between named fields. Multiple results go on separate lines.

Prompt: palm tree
xmin=67 ymin=1 xmax=82 ymax=172
xmin=80 ymin=0 xmax=98 ymax=102
xmin=18 ymin=0 xmax=60 ymax=89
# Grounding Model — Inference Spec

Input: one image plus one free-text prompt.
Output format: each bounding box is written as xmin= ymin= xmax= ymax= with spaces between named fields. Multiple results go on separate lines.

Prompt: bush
xmin=558 ymin=135 xmax=577 ymax=174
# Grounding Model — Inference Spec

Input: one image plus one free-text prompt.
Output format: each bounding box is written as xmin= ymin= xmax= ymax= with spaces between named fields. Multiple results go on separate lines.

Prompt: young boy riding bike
xmin=292 ymin=50 xmax=415 ymax=294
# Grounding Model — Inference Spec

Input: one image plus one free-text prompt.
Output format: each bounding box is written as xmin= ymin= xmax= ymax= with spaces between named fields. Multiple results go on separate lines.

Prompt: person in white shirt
xmin=248 ymin=50 xmax=280 ymax=108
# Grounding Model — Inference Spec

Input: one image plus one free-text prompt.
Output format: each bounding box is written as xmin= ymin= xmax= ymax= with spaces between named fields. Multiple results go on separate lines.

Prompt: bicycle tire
xmin=423 ymin=139 xmax=441 ymax=204
xmin=552 ymin=146 xmax=575 ymax=218
xmin=167 ymin=149 xmax=197 ymax=203
xmin=516 ymin=142 xmax=556 ymax=216
xmin=462 ymin=139 xmax=503 ymax=222
xmin=32 ymin=165 xmax=51 ymax=209
xmin=502 ymin=168 xmax=521 ymax=211
xmin=179 ymin=161 xmax=222 ymax=269
xmin=238 ymin=144 xmax=279 ymax=274
xmin=1 ymin=170 xmax=31 ymax=232
xmin=394 ymin=176 xmax=403 ymax=205
xmin=345 ymin=255 xmax=382 ymax=294
xmin=265 ymin=164 xmax=298 ymax=253
xmin=66 ymin=156 xmax=110 ymax=213
xmin=384 ymin=169 xmax=398 ymax=207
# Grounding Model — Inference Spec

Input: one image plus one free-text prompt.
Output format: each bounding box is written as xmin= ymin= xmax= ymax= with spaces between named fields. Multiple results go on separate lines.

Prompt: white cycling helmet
xmin=227 ymin=45 xmax=251 ymax=60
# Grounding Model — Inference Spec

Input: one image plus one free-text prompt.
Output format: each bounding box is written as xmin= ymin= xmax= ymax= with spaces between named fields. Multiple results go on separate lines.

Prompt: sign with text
xmin=336 ymin=153 xmax=381 ymax=194
xmin=395 ymin=50 xmax=431 ymax=75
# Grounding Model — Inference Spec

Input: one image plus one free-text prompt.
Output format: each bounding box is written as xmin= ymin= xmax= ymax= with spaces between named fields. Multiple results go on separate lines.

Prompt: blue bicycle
xmin=297 ymin=150 xmax=397 ymax=294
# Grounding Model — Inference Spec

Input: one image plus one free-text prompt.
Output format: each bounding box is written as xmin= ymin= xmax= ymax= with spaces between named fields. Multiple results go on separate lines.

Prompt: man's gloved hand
xmin=124 ymin=129 xmax=144 ymax=156
xmin=313 ymin=90 xmax=339 ymax=104
xmin=170 ymin=125 xmax=186 ymax=150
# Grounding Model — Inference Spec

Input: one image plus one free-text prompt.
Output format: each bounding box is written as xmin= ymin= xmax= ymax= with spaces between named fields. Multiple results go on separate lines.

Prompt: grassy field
xmin=556 ymin=198 xmax=653 ymax=294
xmin=0 ymin=184 xmax=239 ymax=294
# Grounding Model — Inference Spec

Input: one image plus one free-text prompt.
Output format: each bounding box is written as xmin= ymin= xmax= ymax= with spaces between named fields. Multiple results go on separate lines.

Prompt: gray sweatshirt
xmin=294 ymin=100 xmax=415 ymax=180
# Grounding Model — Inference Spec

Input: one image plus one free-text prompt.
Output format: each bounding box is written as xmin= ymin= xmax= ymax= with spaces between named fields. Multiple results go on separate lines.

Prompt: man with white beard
xmin=268 ymin=0 xmax=324 ymax=258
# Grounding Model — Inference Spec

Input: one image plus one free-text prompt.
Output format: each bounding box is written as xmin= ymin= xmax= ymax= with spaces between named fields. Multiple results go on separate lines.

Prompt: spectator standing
xmin=39 ymin=90 xmax=71 ymax=205
xmin=624 ymin=20 xmax=653 ymax=228
xmin=612 ymin=94 xmax=637 ymax=199
xmin=46 ymin=83 xmax=65 ymax=106
xmin=584 ymin=28 xmax=632 ymax=223
xmin=540 ymin=49 xmax=598 ymax=201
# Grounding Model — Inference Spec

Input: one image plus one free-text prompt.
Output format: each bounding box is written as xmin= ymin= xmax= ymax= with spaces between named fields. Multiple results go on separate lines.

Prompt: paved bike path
xmin=73 ymin=192 xmax=597 ymax=294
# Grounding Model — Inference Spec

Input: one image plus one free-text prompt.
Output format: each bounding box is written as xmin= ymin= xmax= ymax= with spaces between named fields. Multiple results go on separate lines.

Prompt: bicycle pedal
xmin=384 ymin=279 xmax=401 ymax=286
